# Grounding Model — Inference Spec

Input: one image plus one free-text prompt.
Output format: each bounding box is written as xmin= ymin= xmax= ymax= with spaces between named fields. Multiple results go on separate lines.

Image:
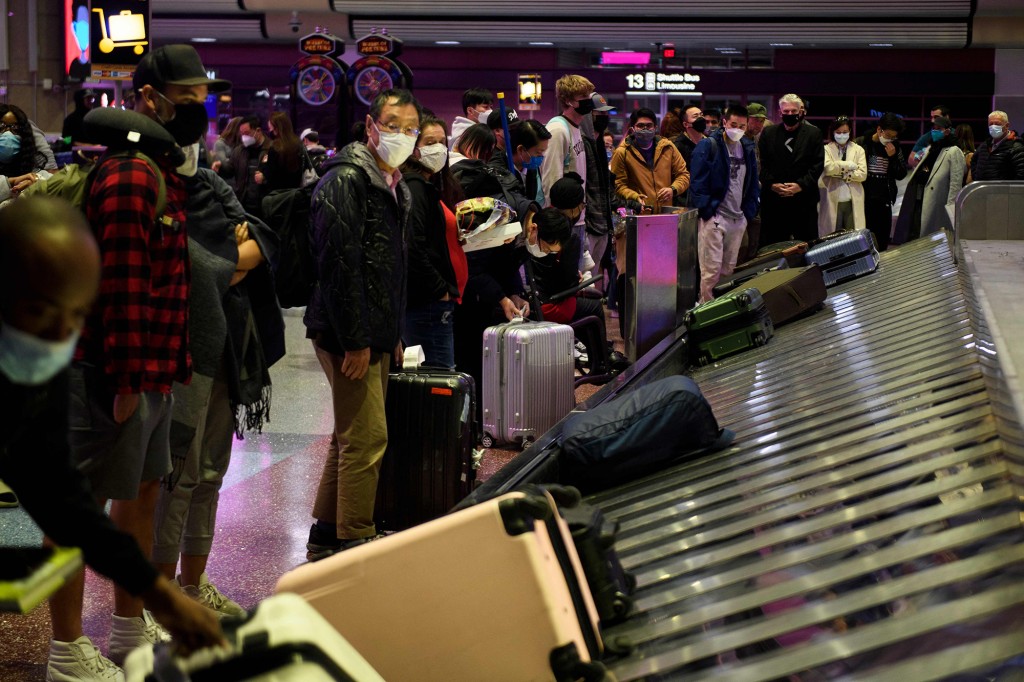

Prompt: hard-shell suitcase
xmin=481 ymin=319 xmax=575 ymax=448
xmin=686 ymin=288 xmax=774 ymax=365
xmin=741 ymin=264 xmax=828 ymax=327
xmin=754 ymin=240 xmax=808 ymax=267
xmin=711 ymin=256 xmax=789 ymax=298
xmin=123 ymin=592 xmax=385 ymax=682
xmin=805 ymin=227 xmax=880 ymax=287
xmin=374 ymin=369 xmax=479 ymax=532
xmin=275 ymin=489 xmax=607 ymax=682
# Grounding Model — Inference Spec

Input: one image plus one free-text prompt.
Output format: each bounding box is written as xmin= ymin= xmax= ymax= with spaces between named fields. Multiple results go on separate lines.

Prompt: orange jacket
xmin=610 ymin=135 xmax=690 ymax=213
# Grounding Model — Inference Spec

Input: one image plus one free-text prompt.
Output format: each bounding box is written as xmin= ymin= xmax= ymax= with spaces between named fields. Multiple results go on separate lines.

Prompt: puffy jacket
xmin=971 ymin=134 xmax=1024 ymax=181
xmin=689 ymin=128 xmax=760 ymax=222
xmin=303 ymin=142 xmax=410 ymax=354
xmin=610 ymin=135 xmax=690 ymax=213
xmin=403 ymin=172 xmax=459 ymax=306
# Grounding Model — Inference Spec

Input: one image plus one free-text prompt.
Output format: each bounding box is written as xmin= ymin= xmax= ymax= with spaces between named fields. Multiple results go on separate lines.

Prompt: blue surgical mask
xmin=524 ymin=154 xmax=545 ymax=171
xmin=931 ymin=129 xmax=946 ymax=142
xmin=0 ymin=131 xmax=21 ymax=164
xmin=0 ymin=324 xmax=80 ymax=386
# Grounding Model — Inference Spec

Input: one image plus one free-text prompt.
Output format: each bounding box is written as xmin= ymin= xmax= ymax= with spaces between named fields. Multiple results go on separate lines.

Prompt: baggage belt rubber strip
xmin=616 ymin=436 xmax=1003 ymax=564
xmin=614 ymin=484 xmax=1015 ymax=616
xmin=596 ymin=389 xmax=993 ymax=520
xmin=846 ymin=629 xmax=1024 ymax=682
xmin=621 ymin=458 xmax=1007 ymax=577
xmin=613 ymin=411 xmax=995 ymax=542
xmin=612 ymin=542 xmax=1024 ymax=681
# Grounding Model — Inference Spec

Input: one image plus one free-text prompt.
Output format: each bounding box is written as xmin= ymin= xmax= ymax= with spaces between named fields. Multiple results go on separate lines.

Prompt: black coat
xmin=971 ymin=136 xmax=1024 ymax=181
xmin=759 ymin=121 xmax=825 ymax=196
xmin=304 ymin=143 xmax=410 ymax=355
xmin=403 ymin=172 xmax=459 ymax=306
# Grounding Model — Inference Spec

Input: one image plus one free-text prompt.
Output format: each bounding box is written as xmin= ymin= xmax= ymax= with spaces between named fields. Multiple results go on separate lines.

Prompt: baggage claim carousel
xmin=465 ymin=230 xmax=1024 ymax=680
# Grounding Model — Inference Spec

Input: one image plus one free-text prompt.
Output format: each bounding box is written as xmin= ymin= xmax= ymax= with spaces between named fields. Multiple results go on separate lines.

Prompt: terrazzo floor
xmin=0 ymin=300 xmax=623 ymax=681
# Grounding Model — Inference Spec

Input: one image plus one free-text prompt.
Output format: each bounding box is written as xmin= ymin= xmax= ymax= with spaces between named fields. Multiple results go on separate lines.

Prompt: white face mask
xmin=418 ymin=142 xmax=448 ymax=173
xmin=834 ymin=132 xmax=850 ymax=145
xmin=371 ymin=121 xmax=417 ymax=169
xmin=477 ymin=109 xmax=493 ymax=124
xmin=724 ymin=128 xmax=745 ymax=142
xmin=176 ymin=142 xmax=200 ymax=177
xmin=526 ymin=240 xmax=546 ymax=258
xmin=0 ymin=324 xmax=80 ymax=386
xmin=989 ymin=124 xmax=1006 ymax=140
xmin=241 ymin=134 xmax=256 ymax=148
xmin=879 ymin=135 xmax=894 ymax=145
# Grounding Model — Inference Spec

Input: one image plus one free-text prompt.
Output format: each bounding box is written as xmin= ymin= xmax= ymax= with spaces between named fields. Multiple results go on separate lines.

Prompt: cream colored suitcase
xmin=275 ymin=490 xmax=605 ymax=682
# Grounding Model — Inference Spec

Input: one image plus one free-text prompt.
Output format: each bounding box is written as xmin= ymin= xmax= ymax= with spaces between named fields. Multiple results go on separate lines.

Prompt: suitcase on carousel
xmin=685 ymin=287 xmax=774 ymax=366
xmin=804 ymin=228 xmax=879 ymax=287
xmin=740 ymin=265 xmax=828 ymax=327
xmin=123 ymin=592 xmax=385 ymax=682
xmin=752 ymin=240 xmax=809 ymax=267
xmin=481 ymin=319 xmax=575 ymax=448
xmin=711 ymin=256 xmax=789 ymax=298
xmin=275 ymin=489 xmax=606 ymax=682
xmin=374 ymin=369 xmax=479 ymax=532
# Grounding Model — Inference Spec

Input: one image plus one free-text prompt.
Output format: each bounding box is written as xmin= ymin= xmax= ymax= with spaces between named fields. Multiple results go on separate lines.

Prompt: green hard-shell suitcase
xmin=685 ymin=288 xmax=774 ymax=365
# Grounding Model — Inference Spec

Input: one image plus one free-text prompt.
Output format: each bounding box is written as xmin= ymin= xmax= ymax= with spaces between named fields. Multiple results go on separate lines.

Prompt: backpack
xmin=20 ymin=151 xmax=167 ymax=218
xmin=261 ymin=185 xmax=316 ymax=308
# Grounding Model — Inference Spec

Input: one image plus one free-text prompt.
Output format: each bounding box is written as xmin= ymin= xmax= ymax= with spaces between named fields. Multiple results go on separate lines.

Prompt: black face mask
xmin=574 ymin=98 xmax=595 ymax=116
xmin=781 ymin=113 xmax=802 ymax=127
xmin=691 ymin=117 xmax=708 ymax=134
xmin=155 ymin=90 xmax=210 ymax=146
xmin=593 ymin=114 xmax=609 ymax=136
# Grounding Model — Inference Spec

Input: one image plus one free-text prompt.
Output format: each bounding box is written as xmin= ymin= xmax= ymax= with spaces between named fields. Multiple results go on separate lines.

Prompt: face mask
xmin=606 ymin=149 xmax=613 ymax=162
xmin=523 ymin=153 xmax=545 ymax=171
xmin=154 ymin=90 xmax=209 ymax=146
xmin=691 ymin=117 xmax=708 ymax=134
xmin=879 ymin=135 xmax=894 ymax=145
xmin=989 ymin=125 xmax=1006 ymax=139
xmin=241 ymin=134 xmax=256 ymax=148
xmin=0 ymin=324 xmax=80 ymax=386
xmin=725 ymin=128 xmax=745 ymax=142
xmin=526 ymin=241 xmax=546 ymax=258
xmin=633 ymin=129 xmax=655 ymax=146
xmin=931 ymin=129 xmax=946 ymax=142
xmin=573 ymin=98 xmax=595 ymax=116
xmin=0 ymin=131 xmax=20 ymax=164
xmin=175 ymin=142 xmax=200 ymax=177
xmin=781 ymin=113 xmax=802 ymax=127
xmin=418 ymin=142 xmax=448 ymax=173
xmin=477 ymin=109 xmax=492 ymax=124
xmin=834 ymin=132 xmax=850 ymax=145
xmin=371 ymin=121 xmax=417 ymax=168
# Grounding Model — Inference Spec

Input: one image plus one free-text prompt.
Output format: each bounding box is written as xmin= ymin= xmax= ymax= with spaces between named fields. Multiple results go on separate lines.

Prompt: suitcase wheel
xmin=697 ymin=353 xmax=711 ymax=367
xmin=612 ymin=592 xmax=635 ymax=619
xmin=752 ymin=332 xmax=765 ymax=346
xmin=736 ymin=292 xmax=751 ymax=306
xmin=481 ymin=434 xmax=494 ymax=448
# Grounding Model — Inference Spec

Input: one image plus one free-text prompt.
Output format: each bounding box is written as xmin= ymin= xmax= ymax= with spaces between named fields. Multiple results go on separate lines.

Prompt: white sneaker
xmin=581 ymin=250 xmax=596 ymax=273
xmin=108 ymin=610 xmax=171 ymax=666
xmin=46 ymin=636 xmax=124 ymax=682
xmin=180 ymin=571 xmax=247 ymax=618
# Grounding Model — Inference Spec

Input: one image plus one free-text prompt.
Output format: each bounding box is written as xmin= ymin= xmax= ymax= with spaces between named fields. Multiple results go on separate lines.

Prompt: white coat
xmin=893 ymin=143 xmax=965 ymax=243
xmin=817 ymin=141 xmax=867 ymax=237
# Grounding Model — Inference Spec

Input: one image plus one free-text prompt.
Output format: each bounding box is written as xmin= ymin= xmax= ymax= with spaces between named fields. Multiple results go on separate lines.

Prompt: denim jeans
xmin=403 ymin=299 xmax=456 ymax=370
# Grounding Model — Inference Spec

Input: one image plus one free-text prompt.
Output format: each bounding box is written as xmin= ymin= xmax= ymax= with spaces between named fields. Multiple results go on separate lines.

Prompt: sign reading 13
xmin=626 ymin=73 xmax=646 ymax=89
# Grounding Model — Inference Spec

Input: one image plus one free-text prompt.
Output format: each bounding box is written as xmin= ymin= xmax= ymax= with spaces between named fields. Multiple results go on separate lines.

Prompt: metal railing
xmin=951 ymin=180 xmax=1024 ymax=261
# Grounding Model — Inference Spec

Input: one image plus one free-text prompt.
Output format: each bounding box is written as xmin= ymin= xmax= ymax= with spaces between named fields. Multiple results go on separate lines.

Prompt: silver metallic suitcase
xmin=805 ymin=228 xmax=880 ymax=287
xmin=481 ymin=319 xmax=575 ymax=448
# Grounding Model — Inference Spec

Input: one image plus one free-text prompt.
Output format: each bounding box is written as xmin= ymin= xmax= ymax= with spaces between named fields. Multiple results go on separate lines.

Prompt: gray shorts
xmin=68 ymin=364 xmax=173 ymax=500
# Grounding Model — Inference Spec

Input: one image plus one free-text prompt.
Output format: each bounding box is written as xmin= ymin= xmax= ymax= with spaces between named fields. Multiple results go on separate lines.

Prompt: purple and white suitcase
xmin=481 ymin=319 xmax=575 ymax=448
xmin=805 ymin=228 xmax=880 ymax=287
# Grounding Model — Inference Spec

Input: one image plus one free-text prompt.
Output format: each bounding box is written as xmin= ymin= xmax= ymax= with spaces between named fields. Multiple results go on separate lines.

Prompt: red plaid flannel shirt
xmin=76 ymin=156 xmax=191 ymax=394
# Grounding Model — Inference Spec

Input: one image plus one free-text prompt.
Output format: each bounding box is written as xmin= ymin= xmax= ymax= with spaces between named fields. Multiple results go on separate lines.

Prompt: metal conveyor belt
xmin=587 ymin=232 xmax=1024 ymax=681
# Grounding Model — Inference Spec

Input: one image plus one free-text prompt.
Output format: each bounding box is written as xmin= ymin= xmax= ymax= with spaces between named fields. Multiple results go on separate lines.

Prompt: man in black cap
xmin=61 ymin=88 xmax=98 ymax=146
xmin=48 ymin=44 xmax=230 ymax=681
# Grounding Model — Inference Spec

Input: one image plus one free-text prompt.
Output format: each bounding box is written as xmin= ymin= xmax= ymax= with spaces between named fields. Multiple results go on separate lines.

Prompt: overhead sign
xmin=518 ymin=74 xmax=541 ymax=112
xmin=66 ymin=0 xmax=91 ymax=80
xmin=89 ymin=0 xmax=150 ymax=80
xmin=300 ymin=32 xmax=338 ymax=56
xmin=626 ymin=71 xmax=701 ymax=93
xmin=357 ymin=34 xmax=393 ymax=57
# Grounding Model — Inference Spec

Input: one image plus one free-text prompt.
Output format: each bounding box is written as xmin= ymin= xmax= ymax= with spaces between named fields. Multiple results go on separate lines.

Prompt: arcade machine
xmin=345 ymin=29 xmax=414 ymax=141
xmin=288 ymin=29 xmax=348 ymax=148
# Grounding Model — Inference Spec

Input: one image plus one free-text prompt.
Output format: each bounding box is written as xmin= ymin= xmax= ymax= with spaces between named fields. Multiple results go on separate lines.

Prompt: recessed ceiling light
xmin=191 ymin=37 xmax=217 ymax=43
xmin=770 ymin=42 xmax=793 ymax=46
xmin=435 ymin=40 xmax=461 ymax=45
xmin=869 ymin=43 xmax=894 ymax=47
xmin=714 ymin=47 xmax=738 ymax=51
xmin=529 ymin=41 xmax=554 ymax=46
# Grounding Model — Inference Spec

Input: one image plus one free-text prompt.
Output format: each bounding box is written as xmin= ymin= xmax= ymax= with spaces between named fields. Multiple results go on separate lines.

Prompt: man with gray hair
xmin=971 ymin=110 xmax=1024 ymax=181
xmin=757 ymin=93 xmax=824 ymax=247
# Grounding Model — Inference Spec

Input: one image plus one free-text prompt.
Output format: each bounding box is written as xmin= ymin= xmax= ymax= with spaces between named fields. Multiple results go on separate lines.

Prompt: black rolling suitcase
xmin=374 ymin=369 xmax=479 ymax=531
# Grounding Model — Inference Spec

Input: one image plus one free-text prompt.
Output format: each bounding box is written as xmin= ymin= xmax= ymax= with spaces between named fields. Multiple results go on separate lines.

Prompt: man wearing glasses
xmin=610 ymin=108 xmax=690 ymax=214
xmin=303 ymin=89 xmax=421 ymax=561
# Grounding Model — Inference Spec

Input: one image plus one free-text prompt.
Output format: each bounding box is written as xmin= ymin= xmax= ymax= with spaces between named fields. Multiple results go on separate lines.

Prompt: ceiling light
xmin=529 ymin=42 xmax=554 ymax=46
xmin=435 ymin=40 xmax=461 ymax=45
xmin=714 ymin=47 xmax=738 ymax=52
xmin=191 ymin=37 xmax=217 ymax=43
xmin=869 ymin=43 xmax=894 ymax=47
xmin=770 ymin=42 xmax=793 ymax=46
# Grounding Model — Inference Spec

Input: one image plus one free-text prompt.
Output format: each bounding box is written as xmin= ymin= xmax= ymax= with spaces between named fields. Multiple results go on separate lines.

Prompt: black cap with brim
xmin=133 ymin=44 xmax=231 ymax=93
